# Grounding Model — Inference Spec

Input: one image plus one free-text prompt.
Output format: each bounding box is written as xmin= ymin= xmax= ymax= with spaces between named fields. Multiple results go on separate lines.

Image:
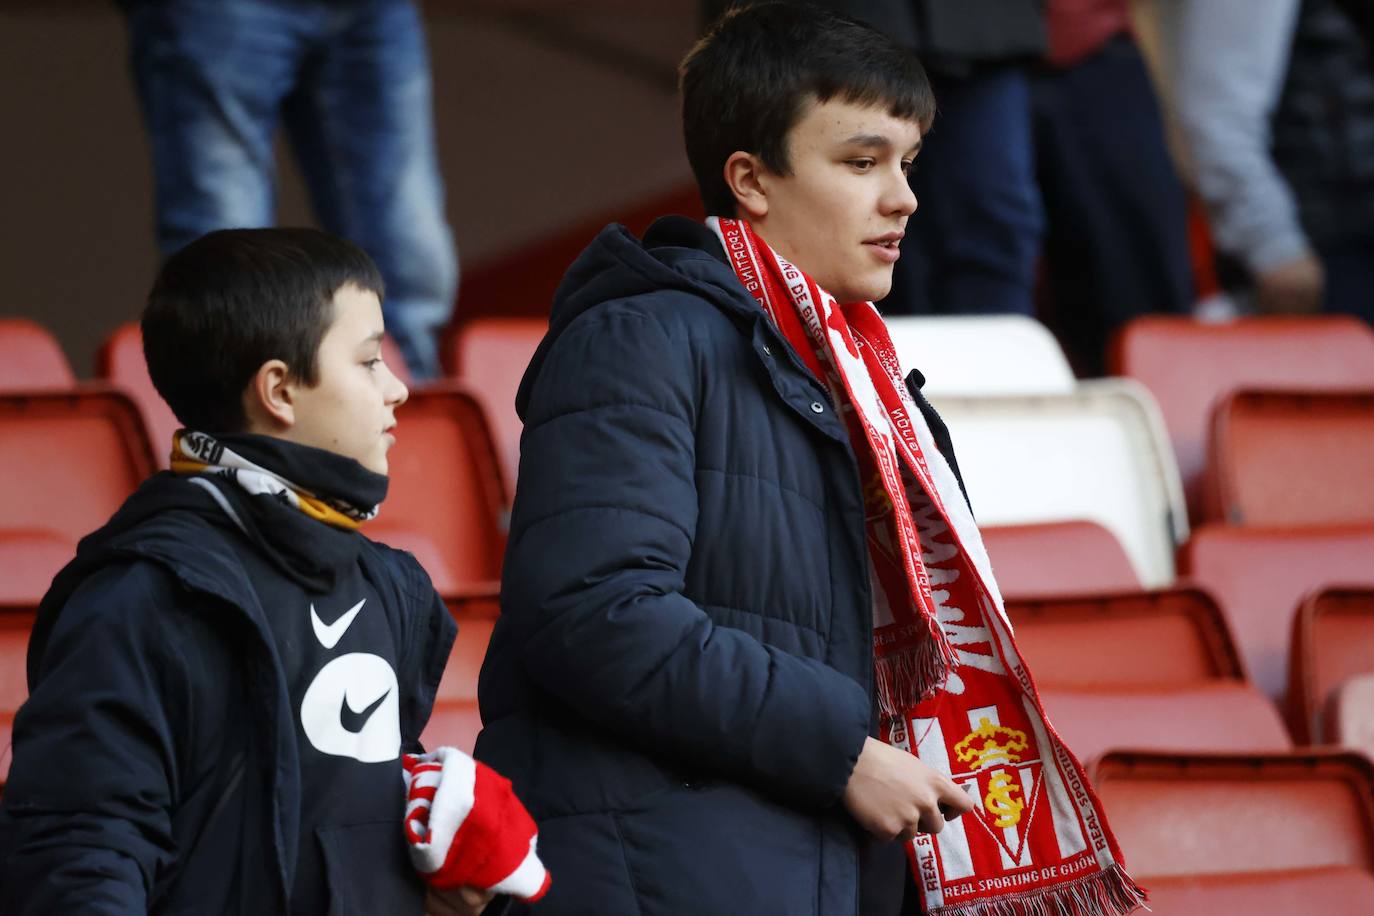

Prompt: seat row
xmin=893 ymin=314 xmax=1374 ymax=912
xmin=2 ymin=314 xmax=1372 ymax=724
xmin=1007 ymin=580 xmax=1374 ymax=758
xmin=3 ymin=313 xmax=1374 ymax=911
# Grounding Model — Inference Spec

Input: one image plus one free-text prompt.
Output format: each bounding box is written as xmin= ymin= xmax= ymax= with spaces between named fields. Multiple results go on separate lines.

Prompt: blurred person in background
xmin=1031 ymin=0 xmax=1194 ymax=374
xmin=1163 ymin=0 xmax=1374 ymax=323
xmin=815 ymin=0 xmax=1049 ymax=319
xmin=122 ymin=0 xmax=458 ymax=379
xmin=707 ymin=1 xmax=1194 ymax=376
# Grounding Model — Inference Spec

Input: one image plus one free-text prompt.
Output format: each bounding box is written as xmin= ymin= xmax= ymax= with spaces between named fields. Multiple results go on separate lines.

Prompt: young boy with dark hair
xmin=0 ymin=228 xmax=518 ymax=914
xmin=477 ymin=4 xmax=1141 ymax=915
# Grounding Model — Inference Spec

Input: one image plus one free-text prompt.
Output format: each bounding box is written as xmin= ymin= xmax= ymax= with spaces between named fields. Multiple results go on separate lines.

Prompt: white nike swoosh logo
xmin=310 ymin=598 xmax=366 ymax=649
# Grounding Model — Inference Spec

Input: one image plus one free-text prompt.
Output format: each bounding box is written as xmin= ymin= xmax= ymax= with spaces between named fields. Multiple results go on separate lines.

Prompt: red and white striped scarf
xmin=708 ymin=217 xmax=1144 ymax=916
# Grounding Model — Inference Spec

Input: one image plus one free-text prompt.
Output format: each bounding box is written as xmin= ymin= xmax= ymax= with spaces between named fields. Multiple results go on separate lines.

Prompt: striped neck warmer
xmin=171 ymin=430 xmax=382 ymax=530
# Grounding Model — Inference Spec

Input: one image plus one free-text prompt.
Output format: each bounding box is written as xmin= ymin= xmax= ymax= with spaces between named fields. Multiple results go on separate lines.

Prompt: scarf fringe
xmin=873 ymin=625 xmax=952 ymax=719
xmin=927 ymin=864 xmax=1147 ymax=916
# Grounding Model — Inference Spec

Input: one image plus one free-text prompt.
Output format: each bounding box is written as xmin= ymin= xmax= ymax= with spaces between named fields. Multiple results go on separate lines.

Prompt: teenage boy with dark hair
xmin=477 ymin=4 xmax=1142 ymax=915
xmin=0 ymin=229 xmax=499 ymax=914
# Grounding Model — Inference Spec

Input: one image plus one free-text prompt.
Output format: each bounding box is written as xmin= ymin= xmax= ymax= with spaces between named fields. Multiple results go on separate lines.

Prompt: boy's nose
xmin=885 ymin=172 xmax=918 ymax=217
xmin=386 ymin=365 xmax=409 ymax=406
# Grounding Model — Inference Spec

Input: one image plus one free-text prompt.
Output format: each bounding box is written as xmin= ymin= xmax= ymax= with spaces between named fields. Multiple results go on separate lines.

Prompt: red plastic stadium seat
xmin=1111 ymin=315 xmax=1374 ymax=522
xmin=1180 ymin=524 xmax=1374 ymax=706
xmin=0 ymin=529 xmax=74 ymax=605
xmin=1206 ymin=389 xmax=1374 ymax=526
xmin=1094 ymin=750 xmax=1374 ymax=915
xmin=982 ymin=521 xmax=1140 ymax=598
xmin=1125 ymin=867 xmax=1374 ymax=916
xmin=97 ymin=323 xmax=180 ymax=469
xmin=450 ymin=318 xmax=546 ymax=501
xmin=420 ymin=617 xmax=494 ymax=753
xmin=1010 ymin=588 xmax=1288 ymax=760
xmin=367 ymin=386 xmax=505 ymax=602
xmin=0 ymin=391 xmax=155 ymax=544
xmin=0 ymin=609 xmax=35 ymax=786
xmin=0 ymin=318 xmax=75 ymax=391
xmin=1009 ymin=588 xmax=1245 ymax=688
xmin=1328 ymin=674 xmax=1374 ymax=763
xmin=1042 ymin=684 xmax=1290 ymax=763
xmin=1290 ymin=588 xmax=1374 ymax=743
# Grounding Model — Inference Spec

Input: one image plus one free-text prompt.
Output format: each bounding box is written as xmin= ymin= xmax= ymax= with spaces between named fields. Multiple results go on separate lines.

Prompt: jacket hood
xmin=26 ymin=473 xmax=250 ymax=686
xmin=515 ymin=216 xmax=761 ymax=419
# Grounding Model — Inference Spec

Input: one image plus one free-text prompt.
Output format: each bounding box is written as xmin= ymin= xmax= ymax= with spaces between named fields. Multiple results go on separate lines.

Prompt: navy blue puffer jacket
xmin=476 ymin=217 xmax=965 ymax=915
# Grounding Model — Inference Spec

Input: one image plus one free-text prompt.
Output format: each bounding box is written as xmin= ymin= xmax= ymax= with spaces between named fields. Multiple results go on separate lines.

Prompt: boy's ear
xmin=244 ymin=359 xmax=296 ymax=431
xmin=724 ymin=151 xmax=769 ymax=220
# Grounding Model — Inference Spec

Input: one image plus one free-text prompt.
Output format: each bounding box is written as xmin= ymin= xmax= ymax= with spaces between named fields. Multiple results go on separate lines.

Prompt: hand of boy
xmin=426 ymin=886 xmax=496 ymax=916
xmin=843 ymin=736 xmax=974 ymax=841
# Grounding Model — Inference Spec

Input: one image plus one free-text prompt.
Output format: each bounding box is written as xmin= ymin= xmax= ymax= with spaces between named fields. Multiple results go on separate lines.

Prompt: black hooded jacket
xmin=0 ymin=440 xmax=456 ymax=914
xmin=475 ymin=217 xmax=966 ymax=915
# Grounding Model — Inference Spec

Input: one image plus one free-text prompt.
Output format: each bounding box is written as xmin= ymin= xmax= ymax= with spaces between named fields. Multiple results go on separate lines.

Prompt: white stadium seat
xmin=929 ymin=379 xmax=1187 ymax=588
xmin=886 ymin=314 xmax=1077 ymax=397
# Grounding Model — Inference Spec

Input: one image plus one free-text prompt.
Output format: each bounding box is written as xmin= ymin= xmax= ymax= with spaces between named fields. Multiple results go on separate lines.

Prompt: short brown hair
xmin=143 ymin=227 xmax=384 ymax=433
xmin=680 ymin=2 xmax=935 ymax=216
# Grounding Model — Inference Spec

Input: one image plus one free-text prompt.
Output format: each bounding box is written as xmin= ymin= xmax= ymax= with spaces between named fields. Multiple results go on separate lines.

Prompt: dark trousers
xmin=886 ymin=66 xmax=1045 ymax=318
xmin=859 ymin=836 xmax=918 ymax=916
xmin=1031 ymin=34 xmax=1194 ymax=375
xmin=1320 ymin=230 xmax=1374 ymax=324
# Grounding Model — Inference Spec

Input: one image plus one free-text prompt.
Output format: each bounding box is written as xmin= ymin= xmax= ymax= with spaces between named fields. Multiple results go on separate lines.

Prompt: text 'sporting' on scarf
xmin=709 ymin=217 xmax=1146 ymax=916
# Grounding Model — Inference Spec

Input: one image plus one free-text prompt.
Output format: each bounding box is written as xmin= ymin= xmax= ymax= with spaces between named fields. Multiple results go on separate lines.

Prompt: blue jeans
xmin=128 ymin=0 xmax=457 ymax=379
xmin=886 ymin=66 xmax=1044 ymax=317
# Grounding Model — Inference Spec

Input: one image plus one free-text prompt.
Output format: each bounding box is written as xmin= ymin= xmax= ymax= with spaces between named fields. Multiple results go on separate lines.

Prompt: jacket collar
xmin=519 ymin=215 xmax=804 ymax=418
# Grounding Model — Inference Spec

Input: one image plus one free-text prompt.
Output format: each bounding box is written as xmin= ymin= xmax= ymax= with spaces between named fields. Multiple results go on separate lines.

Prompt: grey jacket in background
xmin=1161 ymin=0 xmax=1308 ymax=273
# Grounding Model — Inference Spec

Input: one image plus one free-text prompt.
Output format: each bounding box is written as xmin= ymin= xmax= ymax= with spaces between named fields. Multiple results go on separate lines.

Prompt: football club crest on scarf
xmin=708 ymin=217 xmax=1145 ymax=916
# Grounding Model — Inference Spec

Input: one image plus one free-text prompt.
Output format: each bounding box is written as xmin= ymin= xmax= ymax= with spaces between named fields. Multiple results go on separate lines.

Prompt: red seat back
xmin=0 ymin=319 xmax=75 ymax=391
xmin=1136 ymin=866 xmax=1374 ymax=915
xmin=450 ymin=318 xmax=546 ymax=500
xmin=368 ymin=386 xmax=505 ymax=597
xmin=1042 ymin=683 xmax=1290 ymax=763
xmin=1012 ymin=588 xmax=1288 ymax=761
xmin=0 ymin=529 xmax=74 ymax=605
xmin=1111 ymin=316 xmax=1374 ymax=522
xmin=1180 ymin=524 xmax=1374 ymax=706
xmin=0 ymin=609 xmax=36 ymax=786
xmin=421 ymin=616 xmax=494 ymax=754
xmin=0 ymin=391 xmax=154 ymax=544
xmin=1009 ymin=588 xmax=1244 ymax=689
xmin=97 ymin=323 xmax=180 ymax=469
xmin=1095 ymin=750 xmax=1374 ymax=879
xmin=1291 ymin=588 xmax=1374 ymax=743
xmin=982 ymin=521 xmax=1140 ymax=598
xmin=1207 ymin=389 xmax=1374 ymax=526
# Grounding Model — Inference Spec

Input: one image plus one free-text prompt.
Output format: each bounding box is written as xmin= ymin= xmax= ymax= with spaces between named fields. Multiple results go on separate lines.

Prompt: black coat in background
xmin=476 ymin=217 xmax=966 ymax=915
xmin=700 ymin=0 xmax=1046 ymax=76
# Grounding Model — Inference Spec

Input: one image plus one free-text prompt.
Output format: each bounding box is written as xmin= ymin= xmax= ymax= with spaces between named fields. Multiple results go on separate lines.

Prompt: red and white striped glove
xmin=402 ymin=747 xmax=551 ymax=902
